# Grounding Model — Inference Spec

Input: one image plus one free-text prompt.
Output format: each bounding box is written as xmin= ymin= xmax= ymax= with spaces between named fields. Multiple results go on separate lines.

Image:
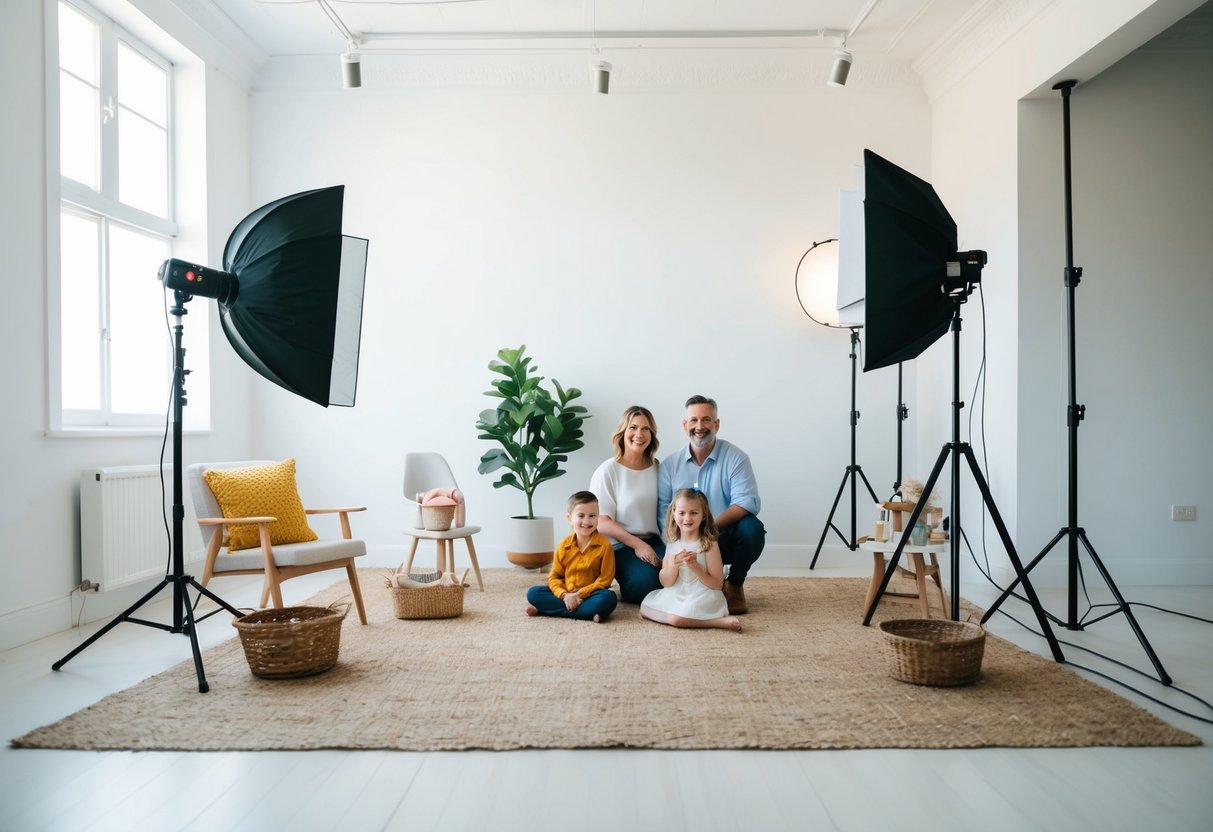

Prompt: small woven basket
xmin=232 ymin=603 xmax=349 ymax=679
xmin=391 ymin=583 xmax=464 ymax=620
xmin=421 ymin=504 xmax=456 ymax=531
xmin=878 ymin=618 xmax=986 ymax=687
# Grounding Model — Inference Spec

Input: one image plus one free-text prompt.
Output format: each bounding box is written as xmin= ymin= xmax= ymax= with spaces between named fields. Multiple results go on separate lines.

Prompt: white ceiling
xmin=209 ymin=0 xmax=985 ymax=61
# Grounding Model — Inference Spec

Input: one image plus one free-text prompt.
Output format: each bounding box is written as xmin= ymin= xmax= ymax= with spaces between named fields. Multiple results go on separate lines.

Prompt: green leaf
xmin=477 ymin=448 xmax=510 ymax=474
xmin=496 ymin=345 xmax=524 ymax=365
xmin=518 ymin=444 xmax=539 ymax=468
xmin=494 ymin=472 xmax=522 ymax=491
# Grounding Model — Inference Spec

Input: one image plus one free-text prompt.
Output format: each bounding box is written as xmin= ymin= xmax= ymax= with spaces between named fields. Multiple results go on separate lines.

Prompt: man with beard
xmin=657 ymin=395 xmax=764 ymax=615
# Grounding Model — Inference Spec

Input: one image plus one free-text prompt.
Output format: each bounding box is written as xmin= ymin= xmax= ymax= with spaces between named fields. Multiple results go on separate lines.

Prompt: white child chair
xmin=402 ymin=452 xmax=484 ymax=591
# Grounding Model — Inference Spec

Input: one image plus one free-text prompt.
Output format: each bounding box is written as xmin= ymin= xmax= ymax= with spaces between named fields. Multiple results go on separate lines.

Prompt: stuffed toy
xmin=415 ymin=487 xmax=465 ymax=527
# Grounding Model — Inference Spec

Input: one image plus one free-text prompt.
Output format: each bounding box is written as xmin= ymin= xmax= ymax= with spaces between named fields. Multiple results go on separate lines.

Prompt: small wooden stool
xmin=860 ymin=540 xmax=949 ymax=619
xmin=403 ymin=526 xmax=485 ymax=591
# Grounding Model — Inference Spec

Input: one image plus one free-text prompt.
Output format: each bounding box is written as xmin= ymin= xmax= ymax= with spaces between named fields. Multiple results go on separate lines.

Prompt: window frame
xmin=47 ymin=0 xmax=209 ymax=435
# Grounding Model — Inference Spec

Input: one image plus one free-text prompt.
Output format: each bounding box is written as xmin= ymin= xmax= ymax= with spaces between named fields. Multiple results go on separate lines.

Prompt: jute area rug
xmin=14 ymin=569 xmax=1199 ymax=752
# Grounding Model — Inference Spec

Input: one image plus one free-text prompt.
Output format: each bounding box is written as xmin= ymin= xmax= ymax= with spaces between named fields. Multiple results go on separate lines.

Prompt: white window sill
xmin=45 ymin=426 xmax=211 ymax=439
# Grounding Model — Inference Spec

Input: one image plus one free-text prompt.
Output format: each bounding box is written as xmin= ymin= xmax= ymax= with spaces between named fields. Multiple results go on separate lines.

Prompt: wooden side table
xmin=859 ymin=538 xmax=948 ymax=619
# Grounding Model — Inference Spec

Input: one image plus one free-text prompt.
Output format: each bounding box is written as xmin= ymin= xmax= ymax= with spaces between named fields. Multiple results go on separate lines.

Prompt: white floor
xmin=1 ymin=562 xmax=1210 ymax=832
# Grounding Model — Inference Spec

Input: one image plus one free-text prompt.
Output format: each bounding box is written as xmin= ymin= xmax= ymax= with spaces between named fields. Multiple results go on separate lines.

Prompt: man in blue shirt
xmin=658 ymin=395 xmax=765 ymax=614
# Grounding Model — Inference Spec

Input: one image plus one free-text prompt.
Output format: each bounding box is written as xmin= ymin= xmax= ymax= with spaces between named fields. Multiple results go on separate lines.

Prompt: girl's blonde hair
xmin=664 ymin=488 xmax=718 ymax=552
xmin=611 ymin=405 xmax=659 ymax=466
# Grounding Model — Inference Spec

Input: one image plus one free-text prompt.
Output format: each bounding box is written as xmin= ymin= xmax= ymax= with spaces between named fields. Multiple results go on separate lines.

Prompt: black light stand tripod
xmin=862 ymin=277 xmax=1064 ymax=664
xmin=979 ymin=80 xmax=1171 ymax=684
xmin=53 ymin=291 xmax=242 ymax=692
xmin=811 ymin=326 xmax=881 ymax=568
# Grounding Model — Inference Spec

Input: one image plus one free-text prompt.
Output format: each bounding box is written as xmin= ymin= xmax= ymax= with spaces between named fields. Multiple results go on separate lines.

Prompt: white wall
xmin=0 ymin=0 xmax=256 ymax=650
xmin=244 ymin=51 xmax=931 ymax=570
xmin=926 ymin=0 xmax=1211 ymax=586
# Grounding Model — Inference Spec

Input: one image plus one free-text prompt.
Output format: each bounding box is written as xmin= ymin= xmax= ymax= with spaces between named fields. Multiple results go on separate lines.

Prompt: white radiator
xmin=80 ymin=465 xmax=198 ymax=592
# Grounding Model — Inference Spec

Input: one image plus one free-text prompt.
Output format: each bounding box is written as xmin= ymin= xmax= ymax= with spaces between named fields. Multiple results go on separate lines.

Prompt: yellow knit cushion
xmin=203 ymin=459 xmax=318 ymax=552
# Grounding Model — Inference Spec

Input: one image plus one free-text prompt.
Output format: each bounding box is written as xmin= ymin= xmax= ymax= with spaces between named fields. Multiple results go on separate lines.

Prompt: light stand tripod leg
xmin=960 ymin=445 xmax=1064 ymax=662
xmin=857 ymin=468 xmax=880 ymax=505
xmin=810 ymin=470 xmax=851 ymax=568
xmin=1076 ymin=531 xmax=1172 ymax=684
xmin=811 ymin=465 xmax=882 ymax=569
xmin=52 ymin=577 xmax=172 ymax=671
xmin=810 ymin=327 xmax=879 ymax=569
xmin=190 ymin=577 xmax=243 ymax=616
xmin=176 ymin=577 xmax=210 ymax=693
xmin=981 ymin=528 xmax=1067 ymax=626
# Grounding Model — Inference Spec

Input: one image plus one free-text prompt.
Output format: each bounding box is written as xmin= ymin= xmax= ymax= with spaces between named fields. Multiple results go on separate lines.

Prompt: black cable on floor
xmin=1114 ymin=601 xmax=1213 ymax=625
xmin=961 ymin=530 xmax=1213 ymax=725
xmin=991 ymin=606 xmax=1213 ymax=726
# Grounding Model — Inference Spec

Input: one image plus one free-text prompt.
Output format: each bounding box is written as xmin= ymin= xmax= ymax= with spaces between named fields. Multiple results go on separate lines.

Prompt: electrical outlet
xmin=1170 ymin=505 xmax=1197 ymax=522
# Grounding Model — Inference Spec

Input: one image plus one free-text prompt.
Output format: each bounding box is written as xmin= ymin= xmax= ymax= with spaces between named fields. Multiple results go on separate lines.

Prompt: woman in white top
xmin=589 ymin=405 xmax=664 ymax=604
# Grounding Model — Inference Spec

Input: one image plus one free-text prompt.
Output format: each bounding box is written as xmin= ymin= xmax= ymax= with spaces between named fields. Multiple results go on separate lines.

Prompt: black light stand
xmin=810 ymin=326 xmax=881 ymax=568
xmin=892 ymin=363 xmax=909 ymax=497
xmin=978 ymin=80 xmax=1171 ymax=684
xmin=53 ymin=291 xmax=242 ymax=692
xmin=862 ymin=281 xmax=1065 ymax=664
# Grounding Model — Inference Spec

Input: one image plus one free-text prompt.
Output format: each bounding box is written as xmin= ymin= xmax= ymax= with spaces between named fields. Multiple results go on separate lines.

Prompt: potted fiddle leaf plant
xmin=475 ymin=344 xmax=589 ymax=567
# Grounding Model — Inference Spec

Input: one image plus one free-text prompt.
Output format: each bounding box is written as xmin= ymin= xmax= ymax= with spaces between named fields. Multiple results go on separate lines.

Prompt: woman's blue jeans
xmin=612 ymin=535 xmax=665 ymax=604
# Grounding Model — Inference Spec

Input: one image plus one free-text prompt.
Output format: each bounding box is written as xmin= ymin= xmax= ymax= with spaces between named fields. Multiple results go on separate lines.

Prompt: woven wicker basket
xmin=421 ymin=504 xmax=456 ymax=531
xmin=232 ymin=603 xmax=349 ymax=679
xmin=391 ymin=583 xmax=464 ymax=619
xmin=878 ymin=618 xmax=985 ymax=686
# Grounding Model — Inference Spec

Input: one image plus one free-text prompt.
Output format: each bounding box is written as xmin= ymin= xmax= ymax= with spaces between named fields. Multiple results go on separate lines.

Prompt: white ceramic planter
xmin=505 ymin=516 xmax=554 ymax=568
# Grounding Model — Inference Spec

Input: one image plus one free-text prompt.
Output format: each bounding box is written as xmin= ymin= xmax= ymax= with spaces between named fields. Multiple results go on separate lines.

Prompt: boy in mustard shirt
xmin=525 ymin=491 xmax=618 ymax=622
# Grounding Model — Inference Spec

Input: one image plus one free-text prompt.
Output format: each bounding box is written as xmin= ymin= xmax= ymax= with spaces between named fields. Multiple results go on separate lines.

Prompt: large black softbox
xmin=219 ymin=186 xmax=368 ymax=406
xmin=862 ymin=149 xmax=958 ymax=372
xmin=160 ymin=186 xmax=367 ymax=406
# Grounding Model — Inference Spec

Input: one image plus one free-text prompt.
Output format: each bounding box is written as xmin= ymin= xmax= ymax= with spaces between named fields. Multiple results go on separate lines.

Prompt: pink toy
xmin=417 ymin=487 xmax=466 ymax=527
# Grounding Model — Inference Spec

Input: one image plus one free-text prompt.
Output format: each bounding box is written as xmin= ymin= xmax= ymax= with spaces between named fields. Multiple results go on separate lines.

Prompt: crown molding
xmin=912 ymin=0 xmax=1053 ymax=103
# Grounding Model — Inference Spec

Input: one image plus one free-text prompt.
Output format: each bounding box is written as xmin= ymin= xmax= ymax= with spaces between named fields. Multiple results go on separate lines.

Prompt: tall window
xmin=56 ymin=0 xmax=205 ymax=429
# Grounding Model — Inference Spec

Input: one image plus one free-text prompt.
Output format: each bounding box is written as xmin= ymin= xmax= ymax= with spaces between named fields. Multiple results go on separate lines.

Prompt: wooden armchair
xmin=186 ymin=460 xmax=368 ymax=624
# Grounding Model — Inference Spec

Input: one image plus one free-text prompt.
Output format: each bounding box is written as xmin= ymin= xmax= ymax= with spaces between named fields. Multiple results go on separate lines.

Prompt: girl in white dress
xmin=640 ymin=488 xmax=742 ymax=632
